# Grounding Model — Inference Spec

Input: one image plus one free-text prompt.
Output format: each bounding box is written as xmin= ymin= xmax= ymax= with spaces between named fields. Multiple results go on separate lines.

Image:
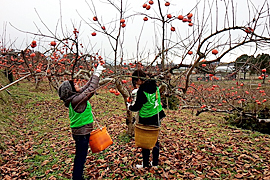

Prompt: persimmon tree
xmin=119 ymin=0 xmax=270 ymax=126
xmin=135 ymin=0 xmax=270 ymax=126
xmin=164 ymin=0 xmax=270 ymax=125
xmin=79 ymin=0 xmax=137 ymax=135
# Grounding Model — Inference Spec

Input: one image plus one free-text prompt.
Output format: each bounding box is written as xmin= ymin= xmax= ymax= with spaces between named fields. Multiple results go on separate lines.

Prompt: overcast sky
xmin=1 ymin=0 xmax=269 ymax=64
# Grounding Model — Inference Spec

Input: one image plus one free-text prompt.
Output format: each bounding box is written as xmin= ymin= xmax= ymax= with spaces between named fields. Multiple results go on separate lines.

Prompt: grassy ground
xmin=0 ymin=77 xmax=269 ymax=179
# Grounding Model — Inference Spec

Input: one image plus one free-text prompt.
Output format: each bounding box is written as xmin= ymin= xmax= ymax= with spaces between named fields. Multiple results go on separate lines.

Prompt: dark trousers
xmin=142 ymin=141 xmax=159 ymax=167
xmin=72 ymin=134 xmax=90 ymax=180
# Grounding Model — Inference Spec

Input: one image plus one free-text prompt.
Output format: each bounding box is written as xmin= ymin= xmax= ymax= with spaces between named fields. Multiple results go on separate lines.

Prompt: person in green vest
xmin=128 ymin=69 xmax=166 ymax=168
xmin=58 ymin=62 xmax=105 ymax=180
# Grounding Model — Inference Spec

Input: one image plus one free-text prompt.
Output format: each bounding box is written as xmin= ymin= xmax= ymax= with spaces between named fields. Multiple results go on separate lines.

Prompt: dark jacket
xmin=129 ymin=80 xmax=166 ymax=126
xmin=59 ymin=75 xmax=100 ymax=135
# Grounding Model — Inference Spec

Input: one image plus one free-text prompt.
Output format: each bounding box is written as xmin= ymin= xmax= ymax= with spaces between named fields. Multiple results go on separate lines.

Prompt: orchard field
xmin=1 ymin=0 xmax=270 ymax=179
xmin=0 ymin=75 xmax=270 ymax=180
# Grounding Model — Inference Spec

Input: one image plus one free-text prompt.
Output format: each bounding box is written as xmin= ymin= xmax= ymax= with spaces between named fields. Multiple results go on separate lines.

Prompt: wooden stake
xmin=0 ymin=83 xmax=11 ymax=95
xmin=0 ymin=73 xmax=31 ymax=92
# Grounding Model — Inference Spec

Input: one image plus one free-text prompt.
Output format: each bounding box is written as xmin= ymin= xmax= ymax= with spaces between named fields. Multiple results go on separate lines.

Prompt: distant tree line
xmin=235 ymin=53 xmax=270 ymax=75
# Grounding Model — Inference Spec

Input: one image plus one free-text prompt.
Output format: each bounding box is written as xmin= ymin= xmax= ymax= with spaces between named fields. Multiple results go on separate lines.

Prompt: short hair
xmin=132 ymin=69 xmax=146 ymax=87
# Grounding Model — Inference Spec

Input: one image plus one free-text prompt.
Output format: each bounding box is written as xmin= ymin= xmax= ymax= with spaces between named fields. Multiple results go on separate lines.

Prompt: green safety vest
xmin=139 ymin=87 xmax=162 ymax=118
xmin=69 ymin=101 xmax=93 ymax=128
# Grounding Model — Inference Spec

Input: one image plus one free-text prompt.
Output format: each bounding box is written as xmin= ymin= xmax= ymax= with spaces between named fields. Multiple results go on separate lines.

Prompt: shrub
xmin=225 ymin=107 xmax=270 ymax=134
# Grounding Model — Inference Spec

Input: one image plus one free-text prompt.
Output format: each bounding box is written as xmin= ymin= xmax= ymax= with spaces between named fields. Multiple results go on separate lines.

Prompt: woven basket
xmin=135 ymin=124 xmax=160 ymax=149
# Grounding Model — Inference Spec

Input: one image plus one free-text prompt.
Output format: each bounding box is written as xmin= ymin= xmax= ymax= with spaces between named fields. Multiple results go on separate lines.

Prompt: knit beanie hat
xmin=58 ymin=80 xmax=75 ymax=101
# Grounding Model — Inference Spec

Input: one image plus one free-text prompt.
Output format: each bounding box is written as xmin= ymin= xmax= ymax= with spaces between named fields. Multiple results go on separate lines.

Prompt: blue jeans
xmin=142 ymin=141 xmax=159 ymax=167
xmin=72 ymin=134 xmax=90 ymax=180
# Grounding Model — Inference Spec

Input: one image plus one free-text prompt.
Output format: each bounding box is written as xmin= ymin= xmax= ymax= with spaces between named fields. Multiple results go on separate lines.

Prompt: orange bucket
xmin=89 ymin=126 xmax=113 ymax=153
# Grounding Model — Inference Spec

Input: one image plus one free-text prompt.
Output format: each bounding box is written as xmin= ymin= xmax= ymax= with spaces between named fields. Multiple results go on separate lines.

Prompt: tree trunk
xmin=115 ymin=78 xmax=134 ymax=136
xmin=126 ymin=110 xmax=134 ymax=137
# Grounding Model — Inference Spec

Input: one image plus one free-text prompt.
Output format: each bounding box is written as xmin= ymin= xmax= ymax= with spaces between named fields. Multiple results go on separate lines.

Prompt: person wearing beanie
xmin=127 ymin=69 xmax=166 ymax=168
xmin=58 ymin=63 xmax=105 ymax=180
